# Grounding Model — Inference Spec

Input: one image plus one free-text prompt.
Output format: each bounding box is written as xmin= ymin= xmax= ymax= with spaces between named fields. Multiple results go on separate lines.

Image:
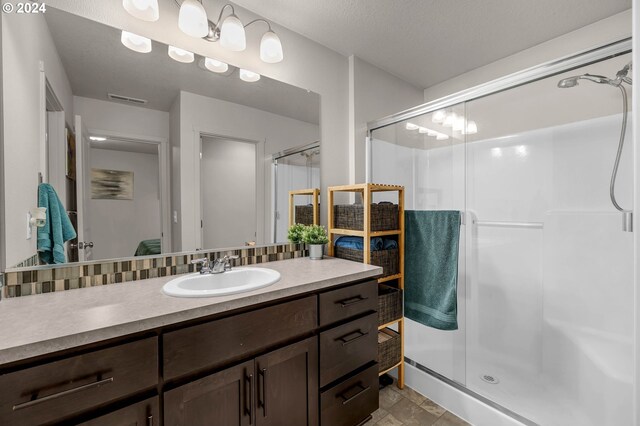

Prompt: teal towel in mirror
xmin=404 ymin=210 xmax=461 ymax=330
xmin=37 ymin=183 xmax=77 ymax=264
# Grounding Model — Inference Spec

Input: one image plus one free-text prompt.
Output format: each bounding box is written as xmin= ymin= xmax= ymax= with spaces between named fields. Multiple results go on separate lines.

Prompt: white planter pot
xmin=308 ymin=244 xmax=324 ymax=260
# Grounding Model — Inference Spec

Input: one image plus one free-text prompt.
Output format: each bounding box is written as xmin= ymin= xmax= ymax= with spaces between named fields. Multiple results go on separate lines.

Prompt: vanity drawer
xmin=0 ymin=337 xmax=158 ymax=426
xmin=319 ymin=280 xmax=377 ymax=327
xmin=77 ymin=396 xmax=159 ymax=425
xmin=320 ymin=363 xmax=379 ymax=426
xmin=319 ymin=312 xmax=377 ymax=387
xmin=163 ymin=295 xmax=317 ymax=380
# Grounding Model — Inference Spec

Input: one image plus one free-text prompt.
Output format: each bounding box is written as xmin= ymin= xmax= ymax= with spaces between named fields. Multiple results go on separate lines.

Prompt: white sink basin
xmin=162 ymin=267 xmax=281 ymax=298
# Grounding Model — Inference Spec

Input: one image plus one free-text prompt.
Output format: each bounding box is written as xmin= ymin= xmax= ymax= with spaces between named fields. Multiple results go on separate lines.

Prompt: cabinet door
xmin=78 ymin=397 xmax=159 ymax=426
xmin=164 ymin=360 xmax=254 ymax=426
xmin=255 ymin=337 xmax=318 ymax=426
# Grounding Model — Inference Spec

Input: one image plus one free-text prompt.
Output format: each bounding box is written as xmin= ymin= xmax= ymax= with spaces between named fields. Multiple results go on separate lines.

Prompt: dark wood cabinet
xmin=164 ymin=360 xmax=254 ymax=426
xmin=165 ymin=337 xmax=318 ymax=426
xmin=78 ymin=397 xmax=159 ymax=426
xmin=0 ymin=278 xmax=378 ymax=426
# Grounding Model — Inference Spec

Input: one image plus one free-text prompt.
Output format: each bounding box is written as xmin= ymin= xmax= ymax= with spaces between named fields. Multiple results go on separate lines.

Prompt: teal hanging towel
xmin=404 ymin=210 xmax=461 ymax=330
xmin=37 ymin=183 xmax=77 ymax=264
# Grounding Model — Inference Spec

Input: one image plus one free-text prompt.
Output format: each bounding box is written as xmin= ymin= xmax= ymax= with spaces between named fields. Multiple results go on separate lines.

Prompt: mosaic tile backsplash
xmin=1 ymin=243 xmax=308 ymax=299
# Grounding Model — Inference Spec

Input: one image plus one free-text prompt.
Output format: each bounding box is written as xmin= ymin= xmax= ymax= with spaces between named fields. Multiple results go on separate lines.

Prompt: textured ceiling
xmin=231 ymin=0 xmax=631 ymax=88
xmin=45 ymin=8 xmax=320 ymax=123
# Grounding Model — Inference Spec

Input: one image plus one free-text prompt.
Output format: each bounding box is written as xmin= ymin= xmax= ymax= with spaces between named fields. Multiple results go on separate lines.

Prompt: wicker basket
xmin=294 ymin=205 xmax=314 ymax=225
xmin=334 ymin=247 xmax=399 ymax=277
xmin=378 ymin=284 xmax=403 ymax=326
xmin=333 ymin=203 xmax=399 ymax=231
xmin=378 ymin=328 xmax=401 ymax=372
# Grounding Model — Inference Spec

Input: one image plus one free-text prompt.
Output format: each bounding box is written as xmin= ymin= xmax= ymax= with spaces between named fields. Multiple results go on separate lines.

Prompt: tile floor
xmin=364 ymin=381 xmax=471 ymax=426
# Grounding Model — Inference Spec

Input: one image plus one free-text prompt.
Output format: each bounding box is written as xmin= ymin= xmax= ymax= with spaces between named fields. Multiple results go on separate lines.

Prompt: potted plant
xmin=302 ymin=224 xmax=329 ymax=260
xmin=287 ymin=223 xmax=306 ymax=244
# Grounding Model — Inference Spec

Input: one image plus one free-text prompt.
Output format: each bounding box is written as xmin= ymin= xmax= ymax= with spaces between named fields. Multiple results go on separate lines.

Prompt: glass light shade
xmin=178 ymin=0 xmax=209 ymax=38
xmin=260 ymin=30 xmax=283 ymax=63
xmin=121 ymin=31 xmax=152 ymax=53
xmin=220 ymin=14 xmax=246 ymax=51
xmin=418 ymin=127 xmax=428 ymax=134
xmin=405 ymin=123 xmax=419 ymax=130
xmin=426 ymin=130 xmax=437 ymax=137
xmin=122 ymin=0 xmax=159 ymax=22
xmin=453 ymin=116 xmax=465 ymax=132
xmin=239 ymin=69 xmax=260 ymax=82
xmin=432 ymin=109 xmax=447 ymax=123
xmin=168 ymin=46 xmax=195 ymax=63
xmin=436 ymin=133 xmax=449 ymax=140
xmin=205 ymin=57 xmax=229 ymax=73
xmin=443 ymin=113 xmax=457 ymax=128
xmin=465 ymin=120 xmax=478 ymax=134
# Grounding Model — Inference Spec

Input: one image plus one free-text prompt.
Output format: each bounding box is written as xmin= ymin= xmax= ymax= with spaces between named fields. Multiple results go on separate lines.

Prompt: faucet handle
xmin=191 ymin=257 xmax=209 ymax=265
xmin=222 ymin=255 xmax=240 ymax=271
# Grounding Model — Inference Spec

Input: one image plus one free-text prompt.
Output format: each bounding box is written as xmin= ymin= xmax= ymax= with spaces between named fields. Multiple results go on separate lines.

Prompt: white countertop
xmin=0 ymin=257 xmax=381 ymax=365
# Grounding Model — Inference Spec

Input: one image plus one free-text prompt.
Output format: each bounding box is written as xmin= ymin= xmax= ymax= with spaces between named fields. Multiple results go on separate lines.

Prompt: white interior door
xmin=201 ymin=137 xmax=257 ymax=249
xmin=74 ymin=115 xmax=93 ymax=261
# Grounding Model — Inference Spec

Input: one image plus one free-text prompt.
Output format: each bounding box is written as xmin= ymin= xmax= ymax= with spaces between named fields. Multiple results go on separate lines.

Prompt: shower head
xmin=557 ymin=73 xmax=613 ymax=88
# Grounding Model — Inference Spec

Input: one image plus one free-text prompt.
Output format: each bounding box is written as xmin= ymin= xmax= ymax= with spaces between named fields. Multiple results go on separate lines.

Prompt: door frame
xmin=86 ymin=128 xmax=172 ymax=255
xmin=194 ymin=131 xmax=265 ymax=251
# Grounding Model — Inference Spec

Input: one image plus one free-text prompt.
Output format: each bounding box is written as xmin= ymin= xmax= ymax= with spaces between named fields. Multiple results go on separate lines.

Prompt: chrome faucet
xmin=191 ymin=255 xmax=240 ymax=274
xmin=211 ymin=255 xmax=240 ymax=274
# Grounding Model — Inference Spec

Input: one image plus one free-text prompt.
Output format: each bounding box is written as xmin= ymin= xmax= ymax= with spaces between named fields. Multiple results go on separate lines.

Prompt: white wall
xmin=632 ymin=4 xmax=639 ymax=426
xmin=169 ymin=95 xmax=182 ymax=252
xmin=424 ymin=10 xmax=632 ymax=102
xmin=89 ymin=148 xmax=161 ymax=260
xmin=349 ymin=56 xmax=424 ymax=184
xmin=44 ymin=0 xmax=349 ymax=230
xmin=2 ymin=12 xmax=74 ymax=267
xmin=73 ymin=96 xmax=169 ymax=140
xmin=175 ymin=90 xmax=319 ymax=250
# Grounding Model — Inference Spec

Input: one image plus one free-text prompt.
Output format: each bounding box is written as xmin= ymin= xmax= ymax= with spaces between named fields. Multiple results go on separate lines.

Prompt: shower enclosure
xmin=367 ymin=41 xmax=634 ymax=426
xmin=273 ymin=144 xmax=321 ymax=242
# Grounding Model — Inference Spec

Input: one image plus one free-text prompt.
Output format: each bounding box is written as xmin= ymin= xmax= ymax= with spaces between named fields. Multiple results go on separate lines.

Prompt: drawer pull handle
xmin=339 ymin=383 xmax=370 ymax=405
xmin=245 ymin=373 xmax=254 ymax=424
xmin=336 ymin=329 xmax=369 ymax=346
xmin=336 ymin=295 xmax=368 ymax=308
xmin=12 ymin=376 xmax=114 ymax=411
xmin=258 ymin=367 xmax=267 ymax=417
xmin=147 ymin=415 xmax=153 ymax=426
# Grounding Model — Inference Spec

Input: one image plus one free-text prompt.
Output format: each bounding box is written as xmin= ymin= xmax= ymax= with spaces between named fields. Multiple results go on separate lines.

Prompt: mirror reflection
xmin=2 ymin=7 xmax=320 ymax=268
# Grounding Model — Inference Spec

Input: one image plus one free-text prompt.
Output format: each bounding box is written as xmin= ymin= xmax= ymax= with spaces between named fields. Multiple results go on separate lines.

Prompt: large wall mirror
xmin=1 ymin=7 xmax=320 ymax=269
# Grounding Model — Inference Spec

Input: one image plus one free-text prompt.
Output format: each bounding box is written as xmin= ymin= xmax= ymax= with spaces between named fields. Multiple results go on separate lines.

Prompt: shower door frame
xmin=365 ymin=37 xmax=635 ymax=426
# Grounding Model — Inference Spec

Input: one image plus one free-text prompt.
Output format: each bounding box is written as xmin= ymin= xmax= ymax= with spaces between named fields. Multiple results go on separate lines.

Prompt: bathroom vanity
xmin=0 ymin=258 xmax=381 ymax=426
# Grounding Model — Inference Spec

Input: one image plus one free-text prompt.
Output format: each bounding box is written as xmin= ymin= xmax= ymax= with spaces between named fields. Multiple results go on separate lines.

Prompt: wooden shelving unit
xmin=327 ymin=183 xmax=405 ymax=389
xmin=288 ymin=188 xmax=320 ymax=226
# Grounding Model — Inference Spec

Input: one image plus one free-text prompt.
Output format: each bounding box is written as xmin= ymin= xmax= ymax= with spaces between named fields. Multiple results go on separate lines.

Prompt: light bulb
xmin=89 ymin=136 xmax=107 ymax=142
xmin=465 ymin=120 xmax=478 ymax=134
xmin=418 ymin=127 xmax=428 ymax=134
xmin=426 ymin=130 xmax=437 ymax=137
xmin=260 ymin=30 xmax=283 ymax=63
xmin=239 ymin=69 xmax=260 ymax=82
xmin=220 ymin=14 xmax=246 ymax=51
xmin=122 ymin=0 xmax=159 ymax=22
xmin=121 ymin=31 xmax=152 ymax=53
xmin=443 ymin=112 xmax=457 ymax=128
xmin=405 ymin=123 xmax=419 ymax=130
xmin=168 ymin=45 xmax=194 ymax=63
xmin=178 ymin=0 xmax=209 ymax=38
xmin=205 ymin=57 xmax=229 ymax=73
xmin=432 ymin=110 xmax=447 ymax=123
xmin=453 ymin=116 xmax=465 ymax=132
xmin=436 ymin=133 xmax=449 ymax=140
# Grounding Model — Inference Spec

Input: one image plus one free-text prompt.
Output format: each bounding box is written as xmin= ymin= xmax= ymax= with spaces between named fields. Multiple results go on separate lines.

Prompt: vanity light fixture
xmin=432 ymin=110 xmax=447 ymax=123
xmin=204 ymin=57 xmax=229 ymax=73
xmin=453 ymin=116 xmax=465 ymax=132
xmin=168 ymin=45 xmax=195 ymax=63
xmin=122 ymin=0 xmax=159 ymax=22
xmin=405 ymin=123 xmax=419 ymax=130
xmin=121 ymin=30 xmax=152 ymax=53
xmin=172 ymin=1 xmax=284 ymax=63
xmin=405 ymin=122 xmax=449 ymax=141
xmin=443 ymin=113 xmax=456 ymax=128
xmin=462 ymin=120 xmax=478 ymax=135
xmin=239 ymin=69 xmax=260 ymax=82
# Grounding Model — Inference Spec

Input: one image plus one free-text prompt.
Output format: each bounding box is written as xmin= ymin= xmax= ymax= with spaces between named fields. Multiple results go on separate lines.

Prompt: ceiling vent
xmin=107 ymin=93 xmax=148 ymax=105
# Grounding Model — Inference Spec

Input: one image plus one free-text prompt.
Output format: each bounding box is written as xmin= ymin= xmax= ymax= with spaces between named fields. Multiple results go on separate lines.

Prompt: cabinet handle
xmin=12 ymin=376 xmax=114 ymax=411
xmin=338 ymin=383 xmax=370 ymax=406
xmin=335 ymin=329 xmax=369 ymax=346
xmin=258 ymin=367 xmax=267 ymax=418
xmin=147 ymin=415 xmax=153 ymax=426
xmin=245 ymin=373 xmax=254 ymax=425
xmin=336 ymin=295 xmax=367 ymax=308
